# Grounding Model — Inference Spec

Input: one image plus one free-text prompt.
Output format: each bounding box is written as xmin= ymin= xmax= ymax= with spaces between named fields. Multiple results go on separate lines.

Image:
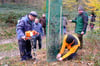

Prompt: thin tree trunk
xmin=12 ymin=0 xmax=16 ymax=2
xmin=1 ymin=0 xmax=4 ymax=5
xmin=99 ymin=16 xmax=100 ymax=28
xmin=14 ymin=0 xmax=19 ymax=4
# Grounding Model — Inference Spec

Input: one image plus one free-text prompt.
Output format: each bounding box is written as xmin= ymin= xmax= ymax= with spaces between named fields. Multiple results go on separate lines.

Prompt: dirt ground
xmin=0 ymin=23 xmax=100 ymax=66
xmin=0 ymin=48 xmax=96 ymax=66
xmin=0 ymin=34 xmax=99 ymax=66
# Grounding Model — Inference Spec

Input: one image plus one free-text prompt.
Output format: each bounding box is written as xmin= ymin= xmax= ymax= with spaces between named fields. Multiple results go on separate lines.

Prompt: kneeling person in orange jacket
xmin=56 ymin=34 xmax=80 ymax=61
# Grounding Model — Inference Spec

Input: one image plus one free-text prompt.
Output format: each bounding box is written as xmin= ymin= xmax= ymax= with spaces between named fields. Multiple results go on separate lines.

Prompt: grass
xmin=88 ymin=21 xmax=100 ymax=27
xmin=0 ymin=43 xmax=18 ymax=52
xmin=4 ymin=56 xmax=10 ymax=60
xmin=0 ymin=3 xmax=100 ymax=66
xmin=67 ymin=23 xmax=75 ymax=31
xmin=83 ymin=29 xmax=100 ymax=66
xmin=0 ymin=26 xmax=16 ymax=39
xmin=0 ymin=50 xmax=95 ymax=66
xmin=0 ymin=4 xmax=43 ymax=21
xmin=0 ymin=3 xmax=43 ymax=13
xmin=0 ymin=3 xmax=44 ymax=39
xmin=94 ymin=59 xmax=100 ymax=66
xmin=0 ymin=29 xmax=100 ymax=66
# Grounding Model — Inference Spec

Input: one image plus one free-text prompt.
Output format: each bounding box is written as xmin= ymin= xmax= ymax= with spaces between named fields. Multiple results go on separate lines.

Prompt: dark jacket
xmin=16 ymin=15 xmax=34 ymax=40
xmin=91 ymin=15 xmax=96 ymax=22
xmin=39 ymin=17 xmax=46 ymax=27
xmin=72 ymin=12 xmax=88 ymax=34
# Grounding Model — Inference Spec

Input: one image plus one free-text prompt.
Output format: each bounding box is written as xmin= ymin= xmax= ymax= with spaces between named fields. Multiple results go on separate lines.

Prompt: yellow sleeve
xmin=61 ymin=45 xmax=79 ymax=60
xmin=59 ymin=35 xmax=67 ymax=55
xmin=59 ymin=39 xmax=66 ymax=55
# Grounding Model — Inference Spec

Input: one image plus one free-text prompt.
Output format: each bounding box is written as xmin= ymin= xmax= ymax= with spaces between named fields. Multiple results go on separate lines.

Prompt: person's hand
xmin=81 ymin=31 xmax=84 ymax=35
xmin=37 ymin=32 xmax=39 ymax=35
xmin=21 ymin=36 xmax=26 ymax=40
xmin=69 ymin=20 xmax=72 ymax=22
xmin=56 ymin=53 xmax=61 ymax=59
xmin=58 ymin=57 xmax=63 ymax=61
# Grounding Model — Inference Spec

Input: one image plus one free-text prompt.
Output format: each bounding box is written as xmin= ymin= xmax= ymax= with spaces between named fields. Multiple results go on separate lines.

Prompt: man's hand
xmin=21 ymin=36 xmax=26 ymax=40
xmin=81 ymin=31 xmax=84 ymax=35
xmin=68 ymin=20 xmax=72 ymax=22
xmin=58 ymin=57 xmax=63 ymax=61
xmin=37 ymin=32 xmax=39 ymax=35
xmin=56 ymin=53 xmax=61 ymax=59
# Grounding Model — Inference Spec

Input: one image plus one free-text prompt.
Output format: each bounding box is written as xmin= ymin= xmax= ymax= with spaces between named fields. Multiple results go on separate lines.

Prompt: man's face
xmin=29 ymin=15 xmax=36 ymax=21
xmin=78 ymin=10 xmax=83 ymax=14
xmin=42 ymin=14 xmax=45 ymax=18
xmin=35 ymin=19 xmax=39 ymax=23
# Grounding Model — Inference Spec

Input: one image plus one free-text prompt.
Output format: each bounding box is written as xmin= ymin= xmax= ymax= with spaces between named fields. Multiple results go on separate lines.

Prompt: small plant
xmin=94 ymin=60 xmax=100 ymax=66
xmin=4 ymin=56 xmax=10 ymax=60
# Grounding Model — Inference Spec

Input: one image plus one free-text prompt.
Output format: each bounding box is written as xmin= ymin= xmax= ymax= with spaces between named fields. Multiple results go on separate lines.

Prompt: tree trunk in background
xmin=12 ymin=0 xmax=19 ymax=4
xmin=20 ymin=0 xmax=23 ymax=3
xmin=99 ymin=16 xmax=100 ymax=28
xmin=1 ymin=0 xmax=4 ymax=4
xmin=26 ymin=0 xmax=29 ymax=4
xmin=12 ymin=0 xmax=16 ymax=2
xmin=78 ymin=0 xmax=81 ymax=7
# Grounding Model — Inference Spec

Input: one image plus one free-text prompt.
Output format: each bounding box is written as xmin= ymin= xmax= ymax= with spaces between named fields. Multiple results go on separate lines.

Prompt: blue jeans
xmin=18 ymin=39 xmax=32 ymax=60
xmin=63 ymin=26 xmax=67 ymax=34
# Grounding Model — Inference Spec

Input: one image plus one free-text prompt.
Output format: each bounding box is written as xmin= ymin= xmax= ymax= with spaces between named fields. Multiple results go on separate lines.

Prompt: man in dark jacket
xmin=16 ymin=11 xmax=37 ymax=61
xmin=69 ymin=6 xmax=88 ymax=49
xmin=39 ymin=14 xmax=46 ymax=35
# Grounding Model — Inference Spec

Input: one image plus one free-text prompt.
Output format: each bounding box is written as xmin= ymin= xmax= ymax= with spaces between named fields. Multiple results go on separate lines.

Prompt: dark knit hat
xmin=78 ymin=6 xmax=84 ymax=11
xmin=66 ymin=34 xmax=74 ymax=44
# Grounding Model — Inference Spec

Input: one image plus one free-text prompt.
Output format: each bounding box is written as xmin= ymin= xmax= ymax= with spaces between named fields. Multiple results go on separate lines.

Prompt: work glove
xmin=68 ymin=20 xmax=72 ymax=22
xmin=81 ymin=31 xmax=84 ymax=35
xmin=58 ymin=57 xmax=63 ymax=61
xmin=56 ymin=53 xmax=61 ymax=59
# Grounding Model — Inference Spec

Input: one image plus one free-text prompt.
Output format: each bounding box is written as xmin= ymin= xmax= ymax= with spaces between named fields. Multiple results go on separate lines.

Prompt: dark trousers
xmin=90 ymin=23 xmax=95 ymax=30
xmin=34 ymin=35 xmax=42 ymax=49
xmin=67 ymin=53 xmax=77 ymax=60
xmin=43 ymin=26 xmax=46 ymax=35
xmin=18 ymin=39 xmax=32 ymax=60
xmin=66 ymin=47 xmax=79 ymax=60
xmin=77 ymin=34 xmax=83 ymax=49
